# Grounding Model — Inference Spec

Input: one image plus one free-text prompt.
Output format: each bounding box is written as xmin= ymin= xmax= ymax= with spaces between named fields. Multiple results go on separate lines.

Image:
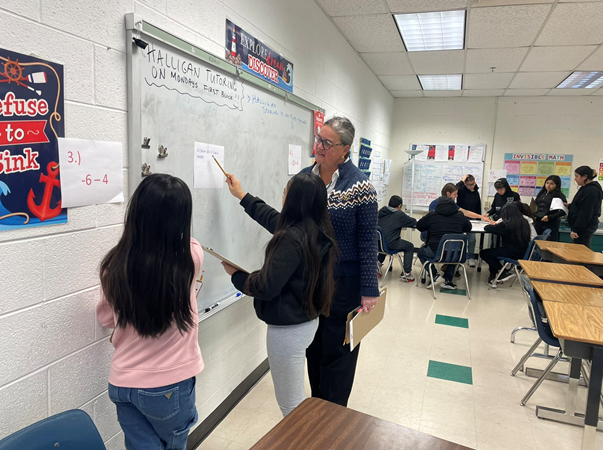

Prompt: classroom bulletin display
xmin=0 ymin=48 xmax=67 ymax=231
xmin=503 ymin=153 xmax=573 ymax=198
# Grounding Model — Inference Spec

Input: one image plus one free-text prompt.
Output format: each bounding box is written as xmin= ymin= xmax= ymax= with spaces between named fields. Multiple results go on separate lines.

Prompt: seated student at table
xmin=378 ymin=195 xmax=416 ymax=282
xmin=481 ymin=203 xmax=530 ymax=287
xmin=417 ymin=197 xmax=472 ymax=290
xmin=533 ymin=175 xmax=567 ymax=241
xmin=518 ymin=202 xmax=537 ymax=240
xmin=486 ymin=178 xmax=521 ymax=220
xmin=567 ymin=165 xmax=602 ymax=248
xmin=429 ymin=183 xmax=487 ymax=221
xmin=456 ymin=174 xmax=482 ymax=267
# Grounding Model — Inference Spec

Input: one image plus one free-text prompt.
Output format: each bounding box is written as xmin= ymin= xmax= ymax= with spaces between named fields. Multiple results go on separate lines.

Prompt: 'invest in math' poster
xmin=0 ymin=48 xmax=66 ymax=231
xmin=503 ymin=153 xmax=573 ymax=198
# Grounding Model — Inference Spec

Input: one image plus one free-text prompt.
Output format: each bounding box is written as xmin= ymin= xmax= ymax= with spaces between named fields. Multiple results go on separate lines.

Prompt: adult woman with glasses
xmin=300 ymin=116 xmax=379 ymax=407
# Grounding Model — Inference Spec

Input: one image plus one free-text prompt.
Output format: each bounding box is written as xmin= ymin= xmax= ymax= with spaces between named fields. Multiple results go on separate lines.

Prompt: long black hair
xmin=245 ymin=173 xmax=337 ymax=319
xmin=536 ymin=175 xmax=562 ymax=199
xmin=100 ymin=174 xmax=196 ymax=338
xmin=502 ymin=203 xmax=531 ymax=249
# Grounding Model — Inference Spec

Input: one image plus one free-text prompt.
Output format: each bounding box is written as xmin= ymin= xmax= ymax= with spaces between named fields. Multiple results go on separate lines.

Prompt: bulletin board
xmin=503 ymin=153 xmax=573 ymax=198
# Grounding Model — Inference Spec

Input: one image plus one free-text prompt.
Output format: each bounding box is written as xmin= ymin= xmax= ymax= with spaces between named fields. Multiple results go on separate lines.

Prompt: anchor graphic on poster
xmin=27 ymin=162 xmax=62 ymax=221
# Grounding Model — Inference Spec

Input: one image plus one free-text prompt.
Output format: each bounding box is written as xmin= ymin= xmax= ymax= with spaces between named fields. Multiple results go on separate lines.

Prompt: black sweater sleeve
xmin=231 ymin=232 xmax=303 ymax=301
xmin=240 ymin=193 xmax=280 ymax=234
xmin=571 ymin=190 xmax=600 ymax=234
xmin=484 ymin=222 xmax=506 ymax=236
xmin=416 ymin=213 xmax=431 ymax=232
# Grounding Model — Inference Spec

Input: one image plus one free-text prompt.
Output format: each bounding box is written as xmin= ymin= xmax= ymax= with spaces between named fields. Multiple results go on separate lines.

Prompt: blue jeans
xmin=467 ymin=232 xmax=476 ymax=259
xmin=108 ymin=377 xmax=197 ymax=450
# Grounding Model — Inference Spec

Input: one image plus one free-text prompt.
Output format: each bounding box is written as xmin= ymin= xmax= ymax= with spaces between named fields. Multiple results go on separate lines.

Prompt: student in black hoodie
xmin=222 ymin=173 xmax=337 ymax=417
xmin=486 ymin=178 xmax=521 ymax=220
xmin=456 ymin=174 xmax=483 ymax=266
xmin=567 ymin=166 xmax=603 ymax=248
xmin=533 ymin=175 xmax=567 ymax=241
xmin=378 ymin=195 xmax=417 ymax=282
xmin=416 ymin=197 xmax=472 ymax=290
xmin=481 ymin=202 xmax=531 ymax=287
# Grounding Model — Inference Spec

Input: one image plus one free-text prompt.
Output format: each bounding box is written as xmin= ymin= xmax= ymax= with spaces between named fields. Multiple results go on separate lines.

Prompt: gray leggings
xmin=266 ymin=318 xmax=319 ymax=417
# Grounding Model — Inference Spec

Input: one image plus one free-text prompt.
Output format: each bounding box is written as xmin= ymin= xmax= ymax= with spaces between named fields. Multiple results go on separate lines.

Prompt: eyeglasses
xmin=314 ymin=135 xmax=345 ymax=151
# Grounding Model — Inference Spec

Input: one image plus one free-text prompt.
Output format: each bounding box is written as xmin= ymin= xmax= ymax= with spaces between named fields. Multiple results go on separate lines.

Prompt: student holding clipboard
xmin=221 ymin=172 xmax=337 ymax=417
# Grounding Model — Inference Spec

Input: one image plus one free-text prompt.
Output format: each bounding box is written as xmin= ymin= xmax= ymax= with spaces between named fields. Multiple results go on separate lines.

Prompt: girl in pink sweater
xmin=96 ymin=174 xmax=204 ymax=450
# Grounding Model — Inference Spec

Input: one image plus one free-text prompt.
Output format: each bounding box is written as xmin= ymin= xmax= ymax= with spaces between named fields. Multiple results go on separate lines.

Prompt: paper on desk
xmin=550 ymin=197 xmax=568 ymax=214
xmin=194 ymin=142 xmax=225 ymax=189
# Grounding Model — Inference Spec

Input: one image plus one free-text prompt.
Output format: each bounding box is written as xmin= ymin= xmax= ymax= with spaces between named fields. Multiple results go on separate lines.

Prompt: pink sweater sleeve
xmin=96 ymin=287 xmax=116 ymax=329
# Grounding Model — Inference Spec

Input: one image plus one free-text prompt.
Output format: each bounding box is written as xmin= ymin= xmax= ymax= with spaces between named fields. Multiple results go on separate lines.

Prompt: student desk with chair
xmin=521 ymin=277 xmax=603 ymax=449
xmin=535 ymin=240 xmax=603 ymax=277
xmin=518 ymin=260 xmax=603 ymax=287
xmin=250 ymin=397 xmax=473 ymax=450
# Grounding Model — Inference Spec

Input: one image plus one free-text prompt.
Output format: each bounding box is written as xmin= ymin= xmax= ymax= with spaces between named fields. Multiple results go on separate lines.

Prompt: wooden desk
xmin=535 ymin=241 xmax=603 ymax=276
xmin=532 ymin=282 xmax=603 ymax=308
xmin=519 ymin=260 xmax=603 ymax=287
xmin=544 ymin=302 xmax=603 ymax=346
xmin=250 ymin=398 xmax=472 ymax=450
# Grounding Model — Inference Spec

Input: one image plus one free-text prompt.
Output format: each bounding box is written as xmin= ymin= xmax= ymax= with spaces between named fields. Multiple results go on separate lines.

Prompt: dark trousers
xmin=306 ymin=276 xmax=361 ymax=407
xmin=534 ymin=219 xmax=561 ymax=242
xmin=417 ymin=246 xmax=455 ymax=281
xmin=573 ymin=231 xmax=594 ymax=249
xmin=480 ymin=247 xmax=521 ymax=277
xmin=377 ymin=239 xmax=414 ymax=273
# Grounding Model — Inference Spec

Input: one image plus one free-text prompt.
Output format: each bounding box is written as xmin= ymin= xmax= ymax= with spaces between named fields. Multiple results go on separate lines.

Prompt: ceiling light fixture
xmin=556 ymin=71 xmax=603 ymax=89
xmin=418 ymin=74 xmax=462 ymax=90
xmin=394 ymin=10 xmax=466 ymax=52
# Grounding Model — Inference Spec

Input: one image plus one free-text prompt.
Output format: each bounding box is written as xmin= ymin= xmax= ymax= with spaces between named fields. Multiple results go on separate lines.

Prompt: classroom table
xmin=249 ymin=397 xmax=473 ymax=450
xmin=541 ymin=301 xmax=603 ymax=450
xmin=535 ymin=241 xmax=603 ymax=277
xmin=467 ymin=221 xmax=491 ymax=272
xmin=518 ymin=260 xmax=603 ymax=287
xmin=531 ymin=281 xmax=603 ymax=308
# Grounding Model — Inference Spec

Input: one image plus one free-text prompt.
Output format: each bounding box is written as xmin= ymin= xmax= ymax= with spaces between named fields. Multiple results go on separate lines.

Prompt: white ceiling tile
xmin=577 ymin=47 xmax=603 ymax=71
xmin=408 ymin=50 xmax=465 ymax=74
xmin=464 ymin=72 xmax=515 ymax=89
xmin=424 ymin=90 xmax=463 ymax=97
xmin=521 ymin=46 xmax=598 ymax=72
xmin=547 ymin=88 xmax=598 ymax=95
xmin=386 ymin=0 xmax=467 ymax=13
xmin=509 ymin=71 xmax=570 ymax=88
xmin=467 ymin=5 xmax=551 ymax=48
xmin=472 ymin=0 xmax=554 ymax=5
xmin=536 ymin=3 xmax=603 ymax=46
xmin=390 ymin=90 xmax=425 ymax=97
xmin=504 ymin=89 xmax=551 ymax=96
xmin=463 ymin=89 xmax=506 ymax=96
xmin=333 ymin=15 xmax=404 ymax=53
xmin=315 ymin=0 xmax=388 ymax=17
xmin=360 ymin=52 xmax=414 ymax=75
xmin=379 ymin=75 xmax=422 ymax=90
xmin=466 ymin=48 xmax=529 ymax=73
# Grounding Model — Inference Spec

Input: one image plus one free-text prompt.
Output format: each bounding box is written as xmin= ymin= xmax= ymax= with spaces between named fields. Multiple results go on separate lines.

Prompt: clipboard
xmin=202 ymin=246 xmax=249 ymax=273
xmin=344 ymin=287 xmax=387 ymax=351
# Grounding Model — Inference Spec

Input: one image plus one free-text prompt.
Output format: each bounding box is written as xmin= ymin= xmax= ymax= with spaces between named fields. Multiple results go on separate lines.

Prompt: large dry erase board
xmin=126 ymin=15 xmax=319 ymax=314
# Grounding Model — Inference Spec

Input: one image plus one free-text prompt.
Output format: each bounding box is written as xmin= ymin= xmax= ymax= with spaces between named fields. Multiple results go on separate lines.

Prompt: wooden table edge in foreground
xmin=250 ymin=397 xmax=473 ymax=450
xmin=518 ymin=260 xmax=603 ymax=287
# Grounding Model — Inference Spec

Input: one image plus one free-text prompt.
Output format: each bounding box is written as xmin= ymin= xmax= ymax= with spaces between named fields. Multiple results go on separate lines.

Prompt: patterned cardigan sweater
xmin=301 ymin=160 xmax=379 ymax=298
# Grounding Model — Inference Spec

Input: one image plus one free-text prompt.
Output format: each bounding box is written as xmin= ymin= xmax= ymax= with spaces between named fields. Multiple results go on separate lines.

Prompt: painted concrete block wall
xmin=0 ymin=0 xmax=392 ymax=447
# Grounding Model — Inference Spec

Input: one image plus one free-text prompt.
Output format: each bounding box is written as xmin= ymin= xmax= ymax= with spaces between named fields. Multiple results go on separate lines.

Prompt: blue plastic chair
xmin=489 ymin=229 xmax=551 ymax=290
xmin=511 ymin=276 xmax=565 ymax=406
xmin=0 ymin=409 xmax=106 ymax=450
xmin=377 ymin=227 xmax=404 ymax=280
xmin=417 ymin=233 xmax=470 ymax=299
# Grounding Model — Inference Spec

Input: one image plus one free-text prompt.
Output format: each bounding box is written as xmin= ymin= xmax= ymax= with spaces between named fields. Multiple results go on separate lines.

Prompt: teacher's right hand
xmin=226 ymin=174 xmax=246 ymax=200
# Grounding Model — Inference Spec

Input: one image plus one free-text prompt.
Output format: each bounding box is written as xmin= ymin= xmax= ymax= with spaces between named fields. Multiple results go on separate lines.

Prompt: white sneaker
xmin=467 ymin=258 xmax=477 ymax=268
xmin=426 ymin=274 xmax=444 ymax=289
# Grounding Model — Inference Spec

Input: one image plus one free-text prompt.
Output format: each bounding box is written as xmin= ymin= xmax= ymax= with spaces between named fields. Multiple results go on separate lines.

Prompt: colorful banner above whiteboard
xmin=411 ymin=143 xmax=485 ymax=162
xmin=225 ymin=20 xmax=293 ymax=93
xmin=503 ymin=153 xmax=573 ymax=198
xmin=0 ymin=48 xmax=67 ymax=231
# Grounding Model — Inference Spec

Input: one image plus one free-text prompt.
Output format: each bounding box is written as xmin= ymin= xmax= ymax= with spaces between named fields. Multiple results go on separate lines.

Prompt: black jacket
xmin=456 ymin=181 xmax=482 ymax=215
xmin=487 ymin=179 xmax=521 ymax=219
xmin=378 ymin=206 xmax=416 ymax=249
xmin=568 ymin=181 xmax=603 ymax=235
xmin=534 ymin=189 xmax=567 ymax=221
xmin=231 ymin=194 xmax=333 ymax=326
xmin=416 ymin=199 xmax=472 ymax=251
xmin=484 ymin=222 xmax=530 ymax=259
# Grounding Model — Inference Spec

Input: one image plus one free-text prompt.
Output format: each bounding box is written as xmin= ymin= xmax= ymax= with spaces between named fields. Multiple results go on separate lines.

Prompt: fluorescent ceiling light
xmin=394 ymin=10 xmax=465 ymax=52
xmin=556 ymin=71 xmax=603 ymax=89
xmin=418 ymin=74 xmax=462 ymax=90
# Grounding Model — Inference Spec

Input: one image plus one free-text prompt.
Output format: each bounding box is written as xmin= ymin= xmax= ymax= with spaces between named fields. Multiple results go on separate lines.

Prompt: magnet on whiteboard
xmin=142 ymin=163 xmax=152 ymax=177
xmin=158 ymin=145 xmax=168 ymax=159
xmin=142 ymin=137 xmax=151 ymax=149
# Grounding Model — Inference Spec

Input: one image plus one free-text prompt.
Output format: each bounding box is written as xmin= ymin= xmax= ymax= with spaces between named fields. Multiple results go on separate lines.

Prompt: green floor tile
xmin=435 ymin=314 xmax=469 ymax=329
xmin=427 ymin=360 xmax=473 ymax=385
xmin=439 ymin=287 xmax=468 ymax=296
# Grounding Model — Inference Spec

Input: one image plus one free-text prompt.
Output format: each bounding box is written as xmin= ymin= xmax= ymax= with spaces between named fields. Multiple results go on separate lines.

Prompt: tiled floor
xmin=196 ymin=259 xmax=603 ymax=450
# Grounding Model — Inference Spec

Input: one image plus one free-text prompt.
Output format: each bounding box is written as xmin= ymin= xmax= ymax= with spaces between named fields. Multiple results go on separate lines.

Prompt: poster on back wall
xmin=225 ymin=19 xmax=294 ymax=93
xmin=503 ymin=153 xmax=573 ymax=198
xmin=0 ymin=48 xmax=67 ymax=231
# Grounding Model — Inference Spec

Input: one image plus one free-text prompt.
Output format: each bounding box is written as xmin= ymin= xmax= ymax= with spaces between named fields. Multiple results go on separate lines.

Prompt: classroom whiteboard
xmin=126 ymin=16 xmax=317 ymax=313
